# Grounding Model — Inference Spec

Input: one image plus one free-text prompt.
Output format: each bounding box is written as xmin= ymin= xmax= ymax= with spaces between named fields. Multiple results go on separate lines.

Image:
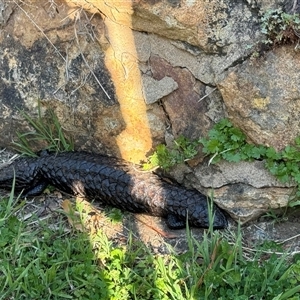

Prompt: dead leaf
xmin=75 ymin=197 xmax=105 ymax=235
xmin=61 ymin=199 xmax=84 ymax=232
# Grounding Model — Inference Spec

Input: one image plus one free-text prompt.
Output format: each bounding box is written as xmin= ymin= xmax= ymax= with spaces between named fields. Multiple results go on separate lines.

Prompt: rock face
xmin=192 ymin=160 xmax=294 ymax=223
xmin=0 ymin=0 xmax=298 ymax=223
xmin=218 ymin=46 xmax=300 ymax=151
xmin=0 ymin=0 xmax=123 ymax=156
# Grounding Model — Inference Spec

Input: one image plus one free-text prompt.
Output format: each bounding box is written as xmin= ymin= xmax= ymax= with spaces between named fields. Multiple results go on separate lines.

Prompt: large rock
xmin=135 ymin=29 xmax=257 ymax=86
xmin=0 ymin=0 xmax=167 ymax=162
xmin=65 ymin=0 xmax=263 ymax=85
xmin=150 ymin=55 xmax=212 ymax=139
xmin=0 ymin=0 xmax=118 ymax=152
xmin=218 ymin=45 xmax=300 ymax=150
xmin=195 ymin=160 xmax=290 ymax=189
xmin=0 ymin=0 xmax=296 ymax=225
xmin=132 ymin=0 xmax=260 ymax=53
xmin=212 ymin=184 xmax=292 ymax=223
xmin=190 ymin=160 xmax=294 ymax=223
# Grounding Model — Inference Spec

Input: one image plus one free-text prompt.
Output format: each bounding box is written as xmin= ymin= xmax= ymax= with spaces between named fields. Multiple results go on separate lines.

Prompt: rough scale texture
xmin=0 ymin=151 xmax=227 ymax=229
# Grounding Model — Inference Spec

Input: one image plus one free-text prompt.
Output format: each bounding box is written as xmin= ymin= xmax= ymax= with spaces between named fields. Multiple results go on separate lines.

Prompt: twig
xmin=292 ymin=0 xmax=298 ymax=12
xmin=240 ymin=245 xmax=300 ymax=256
xmin=13 ymin=0 xmax=66 ymax=63
xmin=70 ymin=72 xmax=91 ymax=96
xmin=73 ymin=9 xmax=111 ymax=100
xmin=198 ymin=88 xmax=217 ymax=102
xmin=276 ymin=233 xmax=300 ymax=245
xmin=0 ymin=153 xmax=20 ymax=168
xmin=135 ymin=215 xmax=178 ymax=239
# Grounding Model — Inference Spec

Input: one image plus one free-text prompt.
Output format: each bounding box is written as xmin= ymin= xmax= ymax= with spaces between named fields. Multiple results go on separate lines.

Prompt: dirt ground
xmin=1 ymin=149 xmax=300 ymax=256
xmin=5 ymin=192 xmax=300 ymax=257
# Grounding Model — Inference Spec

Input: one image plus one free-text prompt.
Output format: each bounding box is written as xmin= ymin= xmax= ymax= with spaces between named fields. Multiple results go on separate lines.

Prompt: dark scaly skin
xmin=0 ymin=151 xmax=228 ymax=229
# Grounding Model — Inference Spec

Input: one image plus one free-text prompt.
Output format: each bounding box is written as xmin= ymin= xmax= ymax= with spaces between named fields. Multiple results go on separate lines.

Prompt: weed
xmin=260 ymin=8 xmax=300 ymax=46
xmin=0 ymin=184 xmax=300 ymax=299
xmin=200 ymin=119 xmax=300 ymax=201
xmin=13 ymin=102 xmax=74 ymax=156
xmin=143 ymin=135 xmax=200 ymax=170
xmin=105 ymin=207 xmax=124 ymax=223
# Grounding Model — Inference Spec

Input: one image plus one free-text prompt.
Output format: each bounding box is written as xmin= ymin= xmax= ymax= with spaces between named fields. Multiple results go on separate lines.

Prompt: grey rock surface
xmin=211 ymin=184 xmax=293 ymax=223
xmin=194 ymin=160 xmax=290 ymax=189
xmin=142 ymin=75 xmax=178 ymax=104
xmin=218 ymin=45 xmax=300 ymax=151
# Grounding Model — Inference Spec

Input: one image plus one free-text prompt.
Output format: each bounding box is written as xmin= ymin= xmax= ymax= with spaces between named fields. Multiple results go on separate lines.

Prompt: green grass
xmin=7 ymin=105 xmax=300 ymax=299
xmin=1 ymin=190 xmax=300 ymax=299
xmin=13 ymin=103 xmax=74 ymax=156
xmin=0 ymin=198 xmax=105 ymax=299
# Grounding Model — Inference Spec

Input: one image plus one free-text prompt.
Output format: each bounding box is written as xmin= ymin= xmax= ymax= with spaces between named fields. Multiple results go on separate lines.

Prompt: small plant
xmin=260 ymin=8 xmax=300 ymax=45
xmin=13 ymin=102 xmax=74 ymax=156
xmin=143 ymin=135 xmax=200 ymax=170
xmin=200 ymin=118 xmax=268 ymax=163
xmin=200 ymin=119 xmax=300 ymax=206
xmin=144 ymin=119 xmax=270 ymax=170
xmin=105 ymin=207 xmax=124 ymax=223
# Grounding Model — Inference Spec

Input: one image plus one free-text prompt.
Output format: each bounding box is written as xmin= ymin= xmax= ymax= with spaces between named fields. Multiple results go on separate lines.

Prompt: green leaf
xmin=222 ymin=151 xmax=242 ymax=163
xmin=215 ymin=118 xmax=232 ymax=130
xmin=229 ymin=128 xmax=246 ymax=142
xmin=266 ymin=147 xmax=281 ymax=160
xmin=288 ymin=200 xmax=300 ymax=208
xmin=208 ymin=129 xmax=225 ymax=141
xmin=293 ymin=172 xmax=300 ymax=184
xmin=206 ymin=139 xmax=221 ymax=153
xmin=282 ymin=145 xmax=298 ymax=160
xmin=250 ymin=146 xmax=267 ymax=159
